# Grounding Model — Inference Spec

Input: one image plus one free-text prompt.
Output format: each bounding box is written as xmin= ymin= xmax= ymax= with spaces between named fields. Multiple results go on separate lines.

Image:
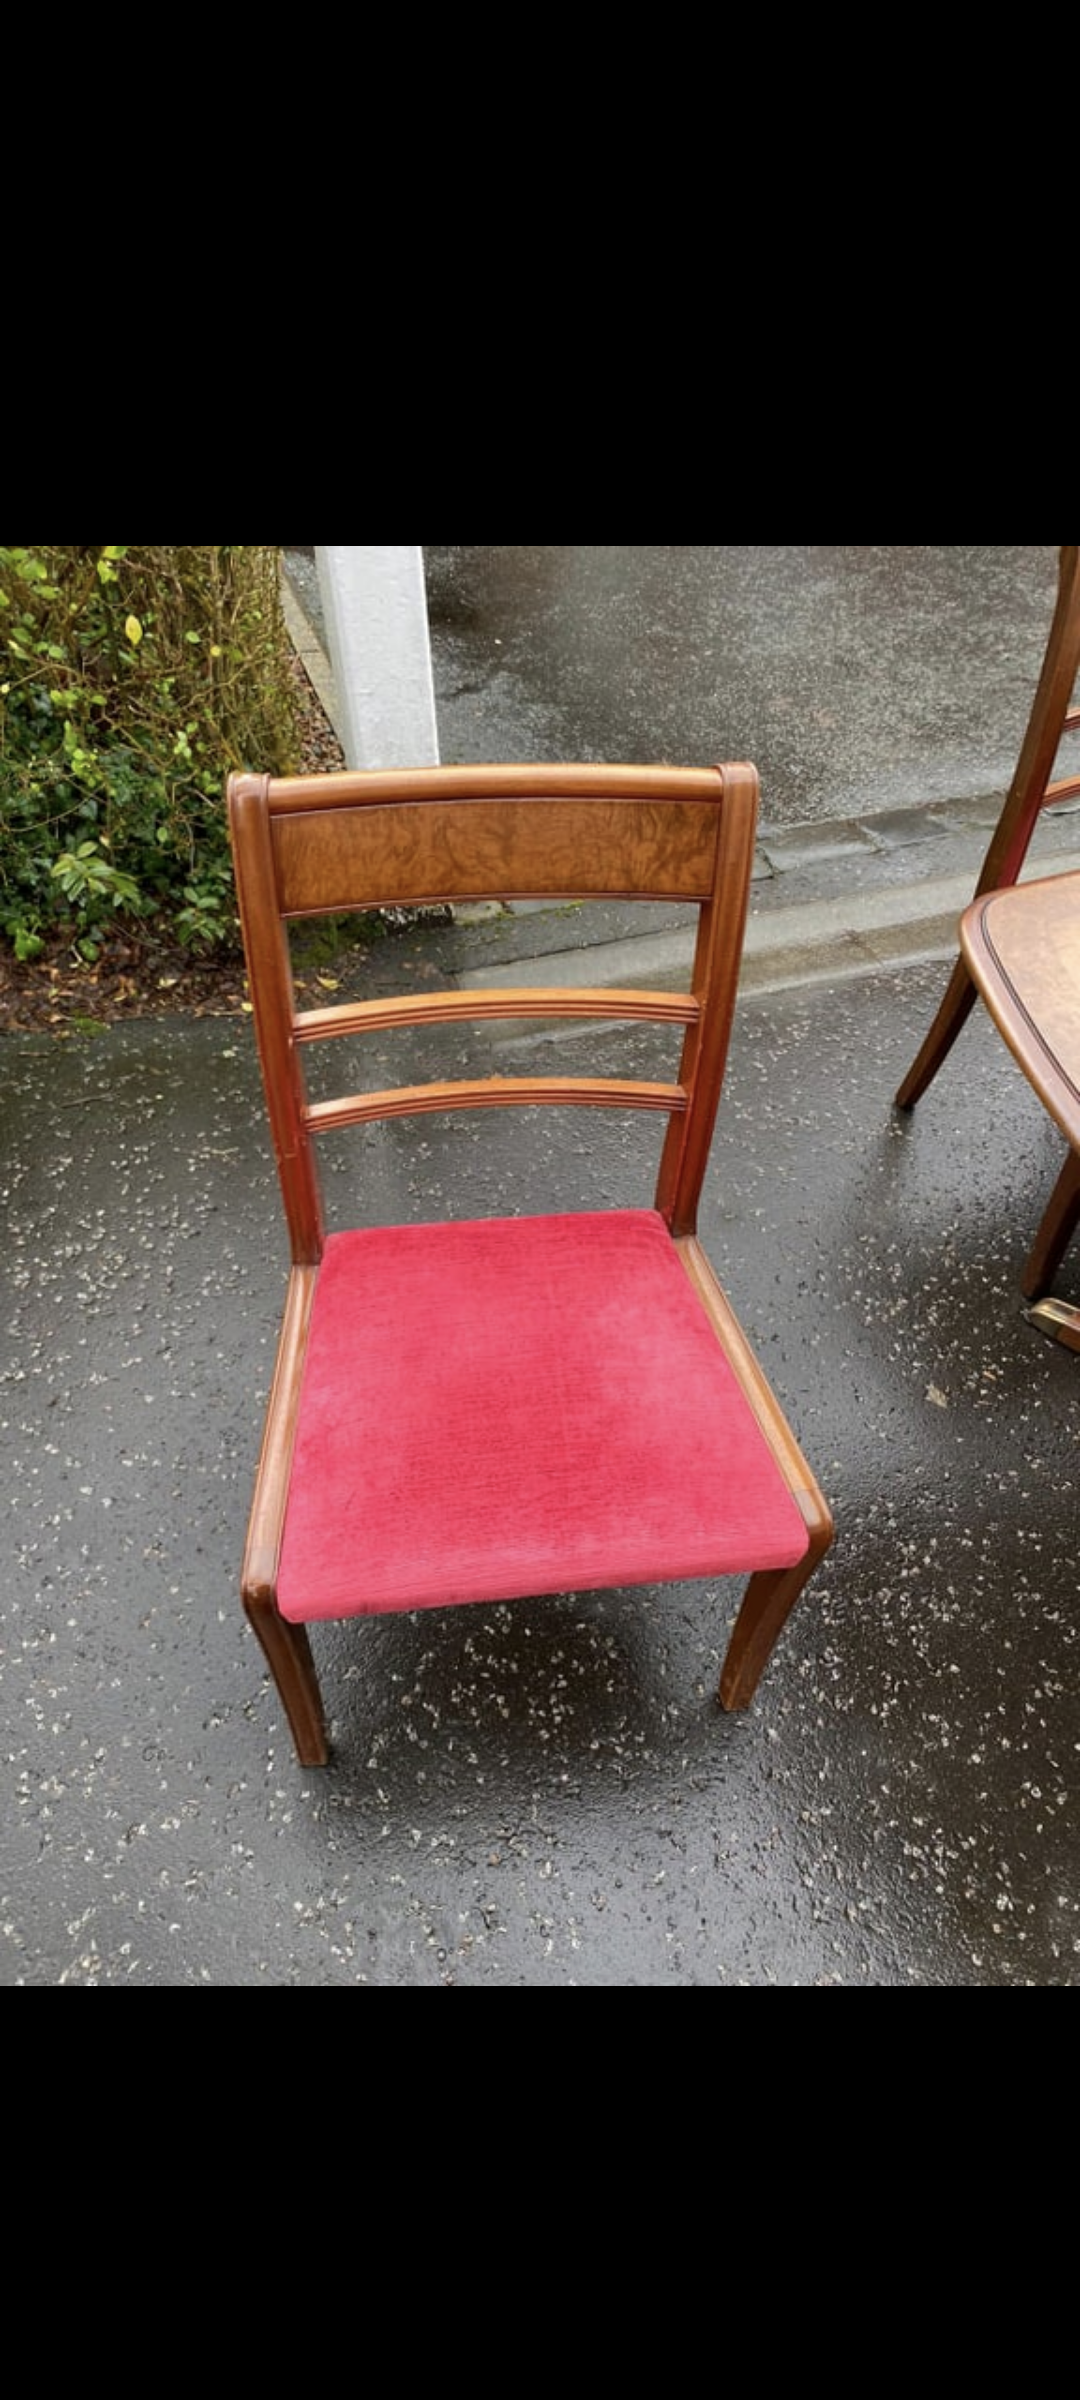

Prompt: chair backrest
xmin=227 ymin=761 xmax=760 ymax=1263
xmin=975 ymin=542 xmax=1080 ymax=896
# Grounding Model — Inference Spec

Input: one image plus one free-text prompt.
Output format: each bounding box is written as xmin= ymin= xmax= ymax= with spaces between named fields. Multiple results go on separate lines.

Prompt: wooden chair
xmin=895 ymin=545 xmax=1080 ymax=1337
xmin=227 ymin=761 xmax=833 ymax=1766
xmin=959 ymin=875 xmax=1080 ymax=1350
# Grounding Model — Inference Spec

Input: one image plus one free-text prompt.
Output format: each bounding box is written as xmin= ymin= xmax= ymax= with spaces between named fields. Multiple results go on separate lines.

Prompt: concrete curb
xmin=455 ymin=856 xmax=1080 ymax=1008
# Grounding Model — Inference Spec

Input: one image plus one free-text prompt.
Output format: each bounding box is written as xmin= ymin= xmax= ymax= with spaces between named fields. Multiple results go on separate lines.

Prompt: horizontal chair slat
xmin=304 ymin=1077 xmax=688 ymax=1133
xmin=293 ymin=988 xmax=700 ymax=1041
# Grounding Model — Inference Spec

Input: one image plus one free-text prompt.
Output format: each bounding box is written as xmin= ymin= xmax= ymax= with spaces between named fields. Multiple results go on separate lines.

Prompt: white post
xmin=314 ymin=545 xmax=439 ymax=770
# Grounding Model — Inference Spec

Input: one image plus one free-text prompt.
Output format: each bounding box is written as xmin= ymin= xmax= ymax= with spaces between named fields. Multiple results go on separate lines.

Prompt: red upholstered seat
xmin=278 ymin=1210 xmax=809 ymax=1623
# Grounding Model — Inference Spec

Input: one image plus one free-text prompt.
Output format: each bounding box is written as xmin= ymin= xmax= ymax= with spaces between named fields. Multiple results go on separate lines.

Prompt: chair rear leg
xmin=895 ymin=957 xmax=980 ymax=1110
xmin=244 ymin=1594 xmax=329 ymax=1767
xmin=718 ymin=1505 xmax=833 ymax=1711
xmin=1022 ymin=1148 xmax=1080 ymax=1300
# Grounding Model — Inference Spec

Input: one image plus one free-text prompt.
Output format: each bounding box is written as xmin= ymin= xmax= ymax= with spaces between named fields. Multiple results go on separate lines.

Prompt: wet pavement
xmin=3 ymin=547 xmax=1079 ymax=1985
xmin=292 ymin=545 xmax=1066 ymax=825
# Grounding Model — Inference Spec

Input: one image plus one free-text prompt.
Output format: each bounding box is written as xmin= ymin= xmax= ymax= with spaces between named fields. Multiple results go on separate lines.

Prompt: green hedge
xmin=0 ymin=545 xmax=301 ymax=960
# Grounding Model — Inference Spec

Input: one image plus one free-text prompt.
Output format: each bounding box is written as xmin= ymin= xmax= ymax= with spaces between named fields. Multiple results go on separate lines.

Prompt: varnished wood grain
xmin=272 ymin=795 xmax=721 ymax=915
xmin=675 ymin=1235 xmax=834 ymax=1709
xmin=228 ymin=775 xmax=324 ymax=1264
xmin=252 ymin=762 xmax=726 ymax=811
xmin=304 ymin=1076 xmax=688 ymax=1135
xmin=961 ymin=872 xmax=1080 ymax=1150
xmin=655 ymin=762 xmax=760 ymax=1235
xmin=241 ymin=1264 xmax=318 ymax=1601
xmin=293 ymin=988 xmax=700 ymax=1042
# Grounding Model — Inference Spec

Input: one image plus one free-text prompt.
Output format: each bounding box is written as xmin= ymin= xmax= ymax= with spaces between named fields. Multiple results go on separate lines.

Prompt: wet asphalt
xmin=3 ymin=547 xmax=1079 ymax=1987
xmin=364 ymin=545 xmax=1064 ymax=823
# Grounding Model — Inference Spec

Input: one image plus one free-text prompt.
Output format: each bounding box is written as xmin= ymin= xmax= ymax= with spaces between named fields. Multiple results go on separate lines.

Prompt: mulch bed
xmin=0 ymin=650 xmax=349 ymax=1039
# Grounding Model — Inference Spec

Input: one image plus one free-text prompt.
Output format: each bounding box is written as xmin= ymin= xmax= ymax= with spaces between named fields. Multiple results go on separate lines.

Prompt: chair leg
xmin=244 ymin=1594 xmax=329 ymax=1767
xmin=718 ymin=1507 xmax=833 ymax=1712
xmin=1026 ymin=1299 xmax=1080 ymax=1353
xmin=894 ymin=956 xmax=980 ymax=1110
xmin=1022 ymin=1148 xmax=1080 ymax=1300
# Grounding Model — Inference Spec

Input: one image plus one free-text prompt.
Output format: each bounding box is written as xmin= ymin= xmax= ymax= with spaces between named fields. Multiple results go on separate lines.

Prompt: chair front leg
xmin=718 ymin=1498 xmax=833 ymax=1711
xmin=244 ymin=1594 xmax=330 ymax=1767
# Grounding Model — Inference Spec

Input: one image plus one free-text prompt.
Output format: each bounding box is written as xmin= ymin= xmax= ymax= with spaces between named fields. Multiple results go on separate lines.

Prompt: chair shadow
xmin=277 ymin=1578 xmax=761 ymax=1808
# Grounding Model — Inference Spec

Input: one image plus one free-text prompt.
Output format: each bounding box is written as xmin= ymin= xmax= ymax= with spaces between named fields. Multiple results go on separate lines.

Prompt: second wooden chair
xmin=895 ymin=545 xmax=1080 ymax=1334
